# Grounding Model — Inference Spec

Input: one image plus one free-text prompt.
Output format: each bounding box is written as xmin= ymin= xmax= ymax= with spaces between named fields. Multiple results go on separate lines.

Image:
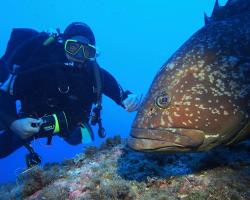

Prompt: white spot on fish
xmin=183 ymin=102 xmax=191 ymax=106
xmin=205 ymin=134 xmax=219 ymax=139
xmin=174 ymin=102 xmax=182 ymax=106
xmin=198 ymin=104 xmax=208 ymax=110
xmin=161 ymin=117 xmax=165 ymax=126
xmin=208 ymin=73 xmax=214 ymax=84
xmin=206 ymin=65 xmax=212 ymax=72
xmin=191 ymin=84 xmax=208 ymax=94
xmin=168 ymin=63 xmax=175 ymax=70
xmin=198 ymin=60 xmax=205 ymax=68
xmin=174 ymin=112 xmax=181 ymax=117
xmin=168 ymin=116 xmax=173 ymax=124
xmin=182 ymin=122 xmax=187 ymax=126
xmin=211 ymin=108 xmax=220 ymax=115
xmin=224 ymin=91 xmax=232 ymax=97
xmin=165 ymin=128 xmax=178 ymax=132
xmin=183 ymin=95 xmax=192 ymax=101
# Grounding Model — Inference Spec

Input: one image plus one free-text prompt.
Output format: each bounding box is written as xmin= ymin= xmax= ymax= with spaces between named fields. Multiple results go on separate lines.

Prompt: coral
xmin=1 ymin=137 xmax=249 ymax=200
xmin=84 ymin=146 xmax=99 ymax=158
xmin=18 ymin=166 xmax=46 ymax=197
xmin=75 ymin=136 xmax=122 ymax=161
xmin=0 ymin=182 xmax=22 ymax=200
xmin=100 ymin=135 xmax=122 ymax=150
xmin=17 ymin=163 xmax=68 ymax=198
xmin=33 ymin=185 xmax=70 ymax=200
xmin=84 ymin=179 xmax=136 ymax=200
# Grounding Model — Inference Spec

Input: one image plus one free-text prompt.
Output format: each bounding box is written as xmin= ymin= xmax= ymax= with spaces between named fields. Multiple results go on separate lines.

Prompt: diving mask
xmin=64 ymin=39 xmax=98 ymax=61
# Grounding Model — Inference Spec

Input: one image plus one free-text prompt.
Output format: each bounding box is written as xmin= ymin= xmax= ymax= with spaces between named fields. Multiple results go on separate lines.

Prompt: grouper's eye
xmin=155 ymin=91 xmax=171 ymax=109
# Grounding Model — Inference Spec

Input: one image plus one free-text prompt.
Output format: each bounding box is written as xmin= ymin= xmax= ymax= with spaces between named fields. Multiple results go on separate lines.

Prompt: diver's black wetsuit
xmin=0 ymin=36 xmax=128 ymax=158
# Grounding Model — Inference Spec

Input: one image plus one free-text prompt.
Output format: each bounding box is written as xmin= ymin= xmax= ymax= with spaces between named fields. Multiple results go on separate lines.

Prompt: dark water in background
xmin=0 ymin=0 xmax=227 ymax=183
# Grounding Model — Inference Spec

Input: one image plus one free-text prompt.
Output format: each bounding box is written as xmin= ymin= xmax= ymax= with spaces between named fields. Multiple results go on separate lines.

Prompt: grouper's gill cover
xmin=129 ymin=0 xmax=250 ymax=152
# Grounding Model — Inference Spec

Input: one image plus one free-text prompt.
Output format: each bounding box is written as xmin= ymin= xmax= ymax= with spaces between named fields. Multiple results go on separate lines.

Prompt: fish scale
xmin=129 ymin=0 xmax=250 ymax=152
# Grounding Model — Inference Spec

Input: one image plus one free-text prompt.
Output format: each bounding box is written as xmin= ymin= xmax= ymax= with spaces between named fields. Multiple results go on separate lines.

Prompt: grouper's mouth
xmin=128 ymin=127 xmax=205 ymax=152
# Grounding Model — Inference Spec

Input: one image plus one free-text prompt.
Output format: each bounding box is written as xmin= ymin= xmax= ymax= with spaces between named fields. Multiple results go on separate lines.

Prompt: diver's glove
xmin=122 ymin=93 xmax=141 ymax=112
xmin=10 ymin=118 xmax=42 ymax=139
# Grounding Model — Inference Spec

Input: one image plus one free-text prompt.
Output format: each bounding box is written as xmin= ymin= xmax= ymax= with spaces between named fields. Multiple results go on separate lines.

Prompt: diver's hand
xmin=122 ymin=94 xmax=141 ymax=112
xmin=10 ymin=118 xmax=42 ymax=139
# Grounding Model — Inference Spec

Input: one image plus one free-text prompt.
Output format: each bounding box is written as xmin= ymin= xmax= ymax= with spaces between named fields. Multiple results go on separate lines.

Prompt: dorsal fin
xmin=205 ymin=0 xmax=250 ymax=25
xmin=212 ymin=0 xmax=221 ymax=14
xmin=211 ymin=0 xmax=223 ymax=19
xmin=204 ymin=12 xmax=211 ymax=25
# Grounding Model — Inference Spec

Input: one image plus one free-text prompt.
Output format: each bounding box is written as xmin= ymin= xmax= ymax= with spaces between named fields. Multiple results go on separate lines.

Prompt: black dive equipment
xmin=24 ymin=142 xmax=41 ymax=168
xmin=91 ymin=105 xmax=106 ymax=138
xmin=39 ymin=111 xmax=69 ymax=145
xmin=39 ymin=111 xmax=68 ymax=136
xmin=24 ymin=111 xmax=68 ymax=168
xmin=90 ymin=61 xmax=106 ymax=138
xmin=1 ymin=28 xmax=106 ymax=168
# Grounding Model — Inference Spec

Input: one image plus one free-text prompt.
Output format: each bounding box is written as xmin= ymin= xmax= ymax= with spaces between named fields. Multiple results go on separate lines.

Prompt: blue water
xmin=0 ymin=0 xmax=228 ymax=183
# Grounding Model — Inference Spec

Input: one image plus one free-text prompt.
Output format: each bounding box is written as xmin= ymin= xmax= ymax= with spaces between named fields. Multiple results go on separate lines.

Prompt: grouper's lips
xmin=128 ymin=127 xmax=205 ymax=152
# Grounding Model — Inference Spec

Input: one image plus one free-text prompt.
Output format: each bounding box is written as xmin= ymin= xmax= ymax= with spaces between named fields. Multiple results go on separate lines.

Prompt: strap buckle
xmin=58 ymin=86 xmax=69 ymax=94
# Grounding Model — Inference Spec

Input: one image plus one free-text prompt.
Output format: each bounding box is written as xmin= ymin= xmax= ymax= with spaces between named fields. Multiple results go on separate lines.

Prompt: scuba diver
xmin=0 ymin=22 xmax=140 ymax=167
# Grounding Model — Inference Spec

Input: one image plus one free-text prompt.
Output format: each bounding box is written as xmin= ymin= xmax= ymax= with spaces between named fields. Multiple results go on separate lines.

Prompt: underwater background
xmin=0 ymin=0 xmax=228 ymax=184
